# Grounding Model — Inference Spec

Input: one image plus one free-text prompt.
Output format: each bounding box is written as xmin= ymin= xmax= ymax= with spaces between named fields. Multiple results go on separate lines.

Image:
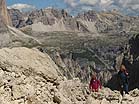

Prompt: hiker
xmin=118 ymin=64 xmax=129 ymax=96
xmin=89 ymin=74 xmax=102 ymax=92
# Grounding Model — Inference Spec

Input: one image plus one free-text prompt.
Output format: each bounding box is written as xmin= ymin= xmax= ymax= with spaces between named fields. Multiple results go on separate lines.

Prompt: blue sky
xmin=7 ymin=0 xmax=67 ymax=9
xmin=6 ymin=0 xmax=139 ymax=16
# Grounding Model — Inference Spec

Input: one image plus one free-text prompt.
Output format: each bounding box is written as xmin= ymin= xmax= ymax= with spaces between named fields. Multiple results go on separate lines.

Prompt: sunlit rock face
xmin=0 ymin=0 xmax=12 ymax=26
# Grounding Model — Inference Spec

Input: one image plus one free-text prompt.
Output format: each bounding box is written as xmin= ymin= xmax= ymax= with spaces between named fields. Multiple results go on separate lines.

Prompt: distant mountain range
xmin=8 ymin=8 xmax=139 ymax=34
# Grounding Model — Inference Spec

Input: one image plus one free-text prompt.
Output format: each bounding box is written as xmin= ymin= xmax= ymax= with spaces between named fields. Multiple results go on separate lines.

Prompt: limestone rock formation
xmin=0 ymin=47 xmax=59 ymax=104
xmin=0 ymin=0 xmax=10 ymax=32
xmin=0 ymin=47 xmax=59 ymax=80
xmin=0 ymin=0 xmax=12 ymax=25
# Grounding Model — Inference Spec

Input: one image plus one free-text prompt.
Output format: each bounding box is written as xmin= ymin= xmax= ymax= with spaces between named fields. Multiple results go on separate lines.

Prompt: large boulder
xmin=0 ymin=47 xmax=59 ymax=81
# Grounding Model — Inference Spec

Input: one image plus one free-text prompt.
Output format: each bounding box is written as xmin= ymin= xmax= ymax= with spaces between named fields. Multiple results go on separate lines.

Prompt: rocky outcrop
xmin=0 ymin=47 xmax=59 ymax=104
xmin=0 ymin=0 xmax=12 ymax=25
xmin=0 ymin=24 xmax=40 ymax=48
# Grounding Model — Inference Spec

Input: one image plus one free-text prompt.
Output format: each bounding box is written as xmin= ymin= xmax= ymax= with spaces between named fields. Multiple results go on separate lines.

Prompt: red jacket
xmin=89 ymin=78 xmax=102 ymax=92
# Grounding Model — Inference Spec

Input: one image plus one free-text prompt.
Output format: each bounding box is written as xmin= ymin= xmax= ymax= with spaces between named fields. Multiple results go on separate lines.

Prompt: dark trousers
xmin=123 ymin=83 xmax=128 ymax=94
xmin=120 ymin=83 xmax=129 ymax=96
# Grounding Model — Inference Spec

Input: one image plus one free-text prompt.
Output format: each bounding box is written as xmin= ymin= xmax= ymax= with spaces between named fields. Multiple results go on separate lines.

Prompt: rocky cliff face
xmin=0 ymin=0 xmax=12 ymax=26
xmin=123 ymin=34 xmax=139 ymax=90
xmin=106 ymin=33 xmax=139 ymax=91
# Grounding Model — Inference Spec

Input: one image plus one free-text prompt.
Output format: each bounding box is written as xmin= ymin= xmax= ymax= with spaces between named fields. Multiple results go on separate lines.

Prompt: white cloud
xmin=130 ymin=4 xmax=139 ymax=10
xmin=81 ymin=6 xmax=93 ymax=11
xmin=8 ymin=3 xmax=36 ymax=11
xmin=64 ymin=0 xmax=78 ymax=7
xmin=100 ymin=0 xmax=113 ymax=7
xmin=62 ymin=0 xmax=139 ymax=15
xmin=100 ymin=0 xmax=111 ymax=4
xmin=80 ymin=0 xmax=98 ymax=5
xmin=115 ymin=0 xmax=139 ymax=14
